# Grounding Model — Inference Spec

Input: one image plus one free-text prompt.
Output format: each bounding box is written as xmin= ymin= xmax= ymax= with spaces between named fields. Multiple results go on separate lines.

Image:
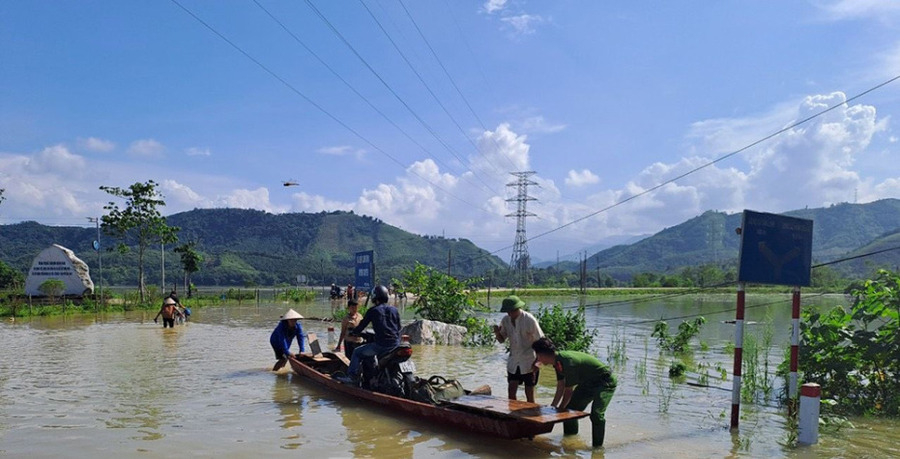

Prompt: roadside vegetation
xmin=782 ymin=269 xmax=900 ymax=417
xmin=395 ymin=262 xmax=493 ymax=346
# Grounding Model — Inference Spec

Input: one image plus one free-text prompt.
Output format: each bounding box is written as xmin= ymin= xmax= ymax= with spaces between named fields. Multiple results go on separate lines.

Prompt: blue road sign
xmin=738 ymin=210 xmax=813 ymax=286
xmin=354 ymin=250 xmax=374 ymax=292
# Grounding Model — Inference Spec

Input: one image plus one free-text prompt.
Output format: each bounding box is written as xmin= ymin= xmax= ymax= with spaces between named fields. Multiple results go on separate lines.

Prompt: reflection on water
xmin=1 ymin=295 xmax=899 ymax=458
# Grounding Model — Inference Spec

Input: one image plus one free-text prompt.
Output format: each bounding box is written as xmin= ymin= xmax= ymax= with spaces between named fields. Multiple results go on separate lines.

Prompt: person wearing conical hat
xmin=493 ymin=295 xmax=544 ymax=403
xmin=154 ymin=297 xmax=184 ymax=328
xmin=270 ymin=309 xmax=305 ymax=371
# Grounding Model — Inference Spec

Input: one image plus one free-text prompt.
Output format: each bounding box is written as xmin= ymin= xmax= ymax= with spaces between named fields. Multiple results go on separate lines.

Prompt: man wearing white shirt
xmin=493 ymin=295 xmax=544 ymax=403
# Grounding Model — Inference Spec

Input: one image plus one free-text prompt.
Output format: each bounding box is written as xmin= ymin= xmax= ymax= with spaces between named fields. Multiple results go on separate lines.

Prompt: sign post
xmin=732 ymin=210 xmax=813 ymax=430
xmin=355 ymin=250 xmax=375 ymax=295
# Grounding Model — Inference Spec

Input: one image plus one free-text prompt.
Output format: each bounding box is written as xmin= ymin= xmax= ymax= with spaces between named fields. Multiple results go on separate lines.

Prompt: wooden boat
xmin=286 ymin=351 xmax=588 ymax=440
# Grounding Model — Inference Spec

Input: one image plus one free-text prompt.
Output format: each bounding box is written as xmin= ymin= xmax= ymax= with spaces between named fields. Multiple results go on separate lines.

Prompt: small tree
xmin=786 ymin=269 xmax=900 ymax=416
xmin=38 ymin=279 xmax=66 ymax=302
xmin=399 ymin=262 xmax=481 ymax=324
xmin=536 ymin=304 xmax=597 ymax=352
xmin=174 ymin=241 xmax=202 ymax=298
xmin=651 ymin=317 xmax=706 ymax=353
xmin=100 ymin=180 xmax=179 ymax=303
xmin=396 ymin=262 xmax=492 ymax=346
xmin=0 ymin=259 xmax=24 ymax=290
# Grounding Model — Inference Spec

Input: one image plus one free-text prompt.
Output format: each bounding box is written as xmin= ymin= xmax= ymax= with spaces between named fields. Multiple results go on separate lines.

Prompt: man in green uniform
xmin=532 ymin=337 xmax=616 ymax=448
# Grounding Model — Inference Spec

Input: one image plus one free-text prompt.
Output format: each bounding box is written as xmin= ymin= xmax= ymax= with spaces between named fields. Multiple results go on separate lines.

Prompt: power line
xmin=453 ymin=73 xmax=900 ymax=267
xmin=302 ymin=0 xmax=503 ymax=196
xmin=626 ymin=292 xmax=830 ymax=326
xmin=250 ymin=0 xmax=498 ymax=200
xmin=355 ymin=0 xmax=511 ymax=183
xmin=168 ymin=0 xmax=491 ymax=215
xmin=570 ymin=245 xmax=900 ymax=313
xmin=396 ymin=0 xmax=520 ymax=172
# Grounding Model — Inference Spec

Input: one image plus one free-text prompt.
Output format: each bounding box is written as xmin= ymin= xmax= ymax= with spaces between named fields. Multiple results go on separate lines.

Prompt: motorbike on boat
xmin=350 ymin=331 xmax=416 ymax=398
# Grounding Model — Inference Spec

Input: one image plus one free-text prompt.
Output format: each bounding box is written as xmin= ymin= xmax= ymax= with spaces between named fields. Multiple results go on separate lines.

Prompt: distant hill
xmin=587 ymin=199 xmax=900 ymax=280
xmin=0 ymin=209 xmax=505 ymax=287
xmin=532 ymin=234 xmax=649 ymax=268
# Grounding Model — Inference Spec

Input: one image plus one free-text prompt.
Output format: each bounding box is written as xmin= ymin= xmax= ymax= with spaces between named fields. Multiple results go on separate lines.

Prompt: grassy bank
xmin=0 ymin=287 xmax=321 ymax=318
xmin=473 ymin=285 xmax=845 ymax=299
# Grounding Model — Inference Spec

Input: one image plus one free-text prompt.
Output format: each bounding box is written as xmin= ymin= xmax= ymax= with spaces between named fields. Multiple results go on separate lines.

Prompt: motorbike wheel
xmin=401 ymin=373 xmax=416 ymax=399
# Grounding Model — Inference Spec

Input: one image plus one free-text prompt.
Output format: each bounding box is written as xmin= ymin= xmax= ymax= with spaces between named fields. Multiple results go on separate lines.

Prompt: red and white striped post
xmin=789 ymin=287 xmax=801 ymax=401
xmin=730 ymin=282 xmax=746 ymax=430
xmin=798 ymin=383 xmax=821 ymax=445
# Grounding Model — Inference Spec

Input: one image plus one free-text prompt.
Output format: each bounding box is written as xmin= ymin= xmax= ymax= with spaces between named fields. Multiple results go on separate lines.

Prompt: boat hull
xmin=287 ymin=355 xmax=557 ymax=439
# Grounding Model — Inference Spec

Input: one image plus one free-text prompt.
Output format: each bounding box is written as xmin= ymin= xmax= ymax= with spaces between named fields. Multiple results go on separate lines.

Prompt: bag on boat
xmin=411 ymin=375 xmax=464 ymax=404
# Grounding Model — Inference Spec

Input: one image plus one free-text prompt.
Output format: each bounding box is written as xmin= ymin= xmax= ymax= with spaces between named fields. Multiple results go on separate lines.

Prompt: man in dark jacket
xmin=341 ymin=285 xmax=399 ymax=382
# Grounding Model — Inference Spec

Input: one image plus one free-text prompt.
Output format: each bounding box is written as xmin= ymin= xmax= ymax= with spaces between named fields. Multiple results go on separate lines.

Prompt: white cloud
xmin=78 ymin=137 xmax=116 ymax=153
xmin=185 ymin=147 xmax=211 ymax=157
xmin=518 ymin=116 xmax=566 ymax=134
xmin=220 ymin=187 xmax=288 ymax=213
xmin=290 ymin=192 xmax=352 ymax=213
xmin=3 ymin=91 xmax=899 ymax=261
xmin=25 ymin=144 xmax=87 ymax=176
xmin=565 ymin=169 xmax=600 ymax=187
xmin=814 ymin=0 xmax=900 ymax=21
xmin=317 ymin=145 xmax=366 ymax=160
xmin=160 ymin=179 xmax=211 ymax=208
xmin=127 ymin=139 xmax=165 ymax=159
xmin=483 ymin=0 xmax=508 ymax=14
xmin=501 ymin=14 xmax=543 ymax=35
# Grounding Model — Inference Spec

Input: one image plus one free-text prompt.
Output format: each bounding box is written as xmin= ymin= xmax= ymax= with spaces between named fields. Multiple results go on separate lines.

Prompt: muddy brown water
xmin=1 ymin=294 xmax=898 ymax=458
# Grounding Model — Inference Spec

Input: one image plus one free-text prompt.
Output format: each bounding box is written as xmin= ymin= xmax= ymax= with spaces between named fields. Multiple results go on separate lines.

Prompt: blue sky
xmin=2 ymin=0 xmax=900 ymax=262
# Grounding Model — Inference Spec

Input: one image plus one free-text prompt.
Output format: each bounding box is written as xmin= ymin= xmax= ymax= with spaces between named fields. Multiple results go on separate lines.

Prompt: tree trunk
xmin=138 ymin=245 xmax=145 ymax=303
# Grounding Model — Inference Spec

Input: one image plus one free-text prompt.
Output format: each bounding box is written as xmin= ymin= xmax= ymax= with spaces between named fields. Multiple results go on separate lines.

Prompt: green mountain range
xmin=3 ymin=199 xmax=900 ymax=288
xmin=583 ymin=199 xmax=900 ymax=279
xmin=0 ymin=209 xmax=505 ymax=287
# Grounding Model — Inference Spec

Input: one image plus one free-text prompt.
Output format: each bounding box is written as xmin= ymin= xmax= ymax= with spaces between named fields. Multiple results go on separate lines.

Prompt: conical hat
xmin=281 ymin=309 xmax=303 ymax=320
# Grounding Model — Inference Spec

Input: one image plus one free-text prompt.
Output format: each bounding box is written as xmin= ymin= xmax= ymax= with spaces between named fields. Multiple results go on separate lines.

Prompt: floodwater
xmin=1 ymin=294 xmax=898 ymax=458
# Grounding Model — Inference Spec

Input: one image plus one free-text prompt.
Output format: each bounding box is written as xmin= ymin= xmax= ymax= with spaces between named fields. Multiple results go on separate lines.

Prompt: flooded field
xmin=1 ymin=293 xmax=898 ymax=458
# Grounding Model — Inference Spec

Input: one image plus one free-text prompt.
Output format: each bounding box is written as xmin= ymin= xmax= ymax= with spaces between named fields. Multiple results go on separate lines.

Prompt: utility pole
xmin=161 ymin=242 xmax=165 ymax=293
xmin=87 ymin=217 xmax=102 ymax=309
xmin=506 ymin=171 xmax=538 ymax=287
xmin=447 ymin=248 xmax=452 ymax=276
xmin=582 ymin=252 xmax=587 ymax=294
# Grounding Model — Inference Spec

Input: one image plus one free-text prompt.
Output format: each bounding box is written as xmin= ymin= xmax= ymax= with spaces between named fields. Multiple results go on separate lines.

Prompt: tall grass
xmin=606 ymin=323 xmax=628 ymax=370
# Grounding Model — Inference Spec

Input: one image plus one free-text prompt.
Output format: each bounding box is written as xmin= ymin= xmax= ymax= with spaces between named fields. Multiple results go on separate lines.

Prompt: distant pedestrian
xmin=334 ymin=299 xmax=364 ymax=359
xmin=346 ymin=284 xmax=354 ymax=300
xmin=154 ymin=297 xmax=183 ymax=328
xmin=168 ymin=290 xmax=188 ymax=324
xmin=270 ymin=309 xmax=306 ymax=371
xmin=532 ymin=337 xmax=616 ymax=448
xmin=493 ymin=295 xmax=544 ymax=402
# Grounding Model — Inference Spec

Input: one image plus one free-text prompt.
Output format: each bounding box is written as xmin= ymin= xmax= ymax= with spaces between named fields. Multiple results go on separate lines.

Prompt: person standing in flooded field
xmin=334 ymin=299 xmax=364 ymax=359
xmin=493 ymin=295 xmax=544 ymax=402
xmin=532 ymin=337 xmax=616 ymax=448
xmin=270 ymin=309 xmax=305 ymax=371
xmin=154 ymin=297 xmax=183 ymax=328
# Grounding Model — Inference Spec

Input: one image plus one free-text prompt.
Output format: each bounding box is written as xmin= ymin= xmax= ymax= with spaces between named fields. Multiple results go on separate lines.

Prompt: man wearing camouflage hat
xmin=492 ymin=295 xmax=544 ymax=402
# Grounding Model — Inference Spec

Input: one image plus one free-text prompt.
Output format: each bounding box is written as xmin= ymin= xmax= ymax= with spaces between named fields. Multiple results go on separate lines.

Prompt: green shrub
xmin=397 ymin=263 xmax=483 ymax=325
xmin=651 ymin=317 xmax=706 ymax=353
xmin=535 ymin=304 xmax=596 ymax=352
xmin=279 ymin=288 xmax=317 ymax=303
xmin=781 ymin=269 xmax=900 ymax=416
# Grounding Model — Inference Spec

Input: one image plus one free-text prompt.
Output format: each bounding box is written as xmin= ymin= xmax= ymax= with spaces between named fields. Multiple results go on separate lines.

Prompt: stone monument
xmin=25 ymin=244 xmax=95 ymax=297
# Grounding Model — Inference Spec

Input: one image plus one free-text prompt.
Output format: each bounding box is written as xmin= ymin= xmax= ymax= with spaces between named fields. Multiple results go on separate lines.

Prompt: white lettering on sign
xmin=30 ymin=260 xmax=75 ymax=277
xmin=356 ymin=254 xmax=370 ymax=264
xmin=358 ymin=268 xmax=369 ymax=277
